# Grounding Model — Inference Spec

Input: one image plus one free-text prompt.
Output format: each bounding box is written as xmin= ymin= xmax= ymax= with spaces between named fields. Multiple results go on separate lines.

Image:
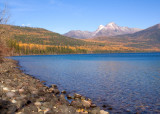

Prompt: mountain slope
xmin=0 ymin=24 xmax=105 ymax=54
xmin=93 ymin=23 xmax=160 ymax=49
xmin=64 ymin=22 xmax=142 ymax=39
xmin=122 ymin=24 xmax=160 ymax=42
xmin=64 ymin=30 xmax=93 ymax=39
xmin=0 ymin=25 xmax=100 ymax=46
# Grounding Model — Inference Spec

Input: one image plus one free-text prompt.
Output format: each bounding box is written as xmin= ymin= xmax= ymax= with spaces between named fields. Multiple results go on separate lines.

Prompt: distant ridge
xmin=64 ymin=22 xmax=142 ymax=39
xmin=116 ymin=23 xmax=160 ymax=43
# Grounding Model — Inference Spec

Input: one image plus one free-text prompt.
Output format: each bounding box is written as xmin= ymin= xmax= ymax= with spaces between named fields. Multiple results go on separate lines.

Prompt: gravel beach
xmin=0 ymin=58 xmax=109 ymax=114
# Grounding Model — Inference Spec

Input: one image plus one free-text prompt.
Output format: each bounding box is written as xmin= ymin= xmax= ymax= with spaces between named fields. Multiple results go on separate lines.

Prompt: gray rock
xmin=16 ymin=100 xmax=26 ymax=109
xmin=29 ymin=104 xmax=38 ymax=112
xmin=39 ymin=111 xmax=44 ymax=114
xmin=89 ymin=107 xmax=101 ymax=114
xmin=57 ymin=104 xmax=76 ymax=113
xmin=82 ymin=100 xmax=91 ymax=108
xmin=100 ymin=110 xmax=109 ymax=114
xmin=6 ymin=104 xmax=17 ymax=114
xmin=74 ymin=93 xmax=82 ymax=99
xmin=51 ymin=84 xmax=58 ymax=89
xmin=45 ymin=110 xmax=54 ymax=114
xmin=53 ymin=89 xmax=60 ymax=95
xmin=23 ymin=107 xmax=31 ymax=113
xmin=34 ymin=101 xmax=41 ymax=106
xmin=71 ymin=99 xmax=83 ymax=108
xmin=90 ymin=104 xmax=97 ymax=108
xmin=6 ymin=92 xmax=15 ymax=98
xmin=59 ymin=94 xmax=69 ymax=105
xmin=40 ymin=106 xmax=47 ymax=110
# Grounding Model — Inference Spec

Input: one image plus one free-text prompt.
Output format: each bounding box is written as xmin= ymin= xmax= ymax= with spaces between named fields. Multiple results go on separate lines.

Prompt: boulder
xmin=89 ymin=107 xmax=101 ymax=114
xmin=74 ymin=93 xmax=82 ymax=99
xmin=82 ymin=100 xmax=91 ymax=108
xmin=51 ymin=84 xmax=58 ymax=89
xmin=100 ymin=110 xmax=109 ymax=114
xmin=61 ymin=90 xmax=66 ymax=94
xmin=71 ymin=99 xmax=83 ymax=108
xmin=90 ymin=103 xmax=97 ymax=108
xmin=67 ymin=94 xmax=73 ymax=99
xmin=34 ymin=101 xmax=41 ymax=106
xmin=53 ymin=89 xmax=60 ymax=94
xmin=59 ymin=94 xmax=69 ymax=104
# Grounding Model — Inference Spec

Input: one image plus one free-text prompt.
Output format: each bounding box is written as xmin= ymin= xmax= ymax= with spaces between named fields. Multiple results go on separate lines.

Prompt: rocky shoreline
xmin=0 ymin=58 xmax=109 ymax=114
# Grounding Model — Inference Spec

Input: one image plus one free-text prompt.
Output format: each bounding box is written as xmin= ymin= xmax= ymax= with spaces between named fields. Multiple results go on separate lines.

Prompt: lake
xmin=10 ymin=53 xmax=160 ymax=113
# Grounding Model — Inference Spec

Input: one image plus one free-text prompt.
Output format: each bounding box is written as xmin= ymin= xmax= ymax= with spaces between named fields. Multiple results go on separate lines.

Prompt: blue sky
xmin=0 ymin=0 xmax=160 ymax=34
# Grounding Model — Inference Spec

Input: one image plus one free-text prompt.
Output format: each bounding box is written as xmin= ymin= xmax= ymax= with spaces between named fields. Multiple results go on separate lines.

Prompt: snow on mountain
xmin=105 ymin=22 xmax=120 ymax=30
xmin=93 ymin=25 xmax=105 ymax=35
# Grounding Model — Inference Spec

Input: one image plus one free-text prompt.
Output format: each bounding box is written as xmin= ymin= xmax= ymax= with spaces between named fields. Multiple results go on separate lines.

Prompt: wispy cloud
xmin=22 ymin=24 xmax=31 ymax=27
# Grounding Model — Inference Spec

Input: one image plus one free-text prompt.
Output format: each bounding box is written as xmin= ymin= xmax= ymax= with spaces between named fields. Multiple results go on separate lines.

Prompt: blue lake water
xmin=11 ymin=53 xmax=160 ymax=113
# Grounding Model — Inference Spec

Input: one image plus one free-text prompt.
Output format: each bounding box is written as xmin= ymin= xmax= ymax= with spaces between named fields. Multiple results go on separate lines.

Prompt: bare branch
xmin=0 ymin=3 xmax=10 ymax=57
xmin=0 ymin=4 xmax=10 ymax=24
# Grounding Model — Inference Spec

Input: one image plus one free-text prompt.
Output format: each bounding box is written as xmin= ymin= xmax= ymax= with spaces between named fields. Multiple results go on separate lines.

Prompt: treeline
xmin=7 ymin=39 xmax=87 ymax=55
xmin=13 ymin=34 xmax=99 ymax=47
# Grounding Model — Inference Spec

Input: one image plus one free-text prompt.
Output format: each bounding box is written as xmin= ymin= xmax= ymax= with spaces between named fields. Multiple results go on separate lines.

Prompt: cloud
xmin=21 ymin=24 xmax=31 ymax=27
xmin=27 ymin=24 xmax=31 ymax=26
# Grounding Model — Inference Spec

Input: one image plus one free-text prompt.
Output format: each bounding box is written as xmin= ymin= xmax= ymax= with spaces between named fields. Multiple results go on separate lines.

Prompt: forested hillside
xmin=1 ymin=24 xmax=159 ymax=55
xmin=0 ymin=25 xmax=103 ymax=55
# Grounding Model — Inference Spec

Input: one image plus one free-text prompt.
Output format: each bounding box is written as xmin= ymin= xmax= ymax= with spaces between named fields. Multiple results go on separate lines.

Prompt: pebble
xmin=34 ymin=101 xmax=42 ymax=106
xmin=91 ymin=103 xmax=97 ymax=108
xmin=61 ymin=90 xmax=67 ymax=94
xmin=100 ymin=110 xmax=109 ymax=114
xmin=18 ymin=88 xmax=24 ymax=93
xmin=11 ymin=99 xmax=17 ymax=103
xmin=3 ymin=87 xmax=9 ymax=91
xmin=11 ymin=89 xmax=16 ymax=92
xmin=0 ymin=58 xmax=109 ymax=114
xmin=6 ymin=91 xmax=15 ymax=98
xmin=82 ymin=100 xmax=91 ymax=108
xmin=67 ymin=94 xmax=73 ymax=99
xmin=74 ymin=93 xmax=82 ymax=99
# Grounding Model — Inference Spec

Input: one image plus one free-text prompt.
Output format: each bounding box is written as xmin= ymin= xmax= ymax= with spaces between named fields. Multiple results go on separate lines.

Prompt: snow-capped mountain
xmin=93 ymin=23 xmax=160 ymax=46
xmin=64 ymin=22 xmax=142 ymax=39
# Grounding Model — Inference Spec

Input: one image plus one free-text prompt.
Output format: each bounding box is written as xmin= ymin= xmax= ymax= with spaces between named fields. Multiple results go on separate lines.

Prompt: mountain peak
xmin=107 ymin=22 xmax=116 ymax=26
xmin=94 ymin=25 xmax=105 ymax=34
xmin=155 ymin=24 xmax=160 ymax=29
xmin=105 ymin=22 xmax=119 ymax=30
xmin=97 ymin=25 xmax=105 ymax=31
xmin=98 ymin=25 xmax=105 ymax=29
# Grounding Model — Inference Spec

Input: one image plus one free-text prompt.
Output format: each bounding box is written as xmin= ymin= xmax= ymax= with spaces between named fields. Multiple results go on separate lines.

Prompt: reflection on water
xmin=11 ymin=53 xmax=160 ymax=113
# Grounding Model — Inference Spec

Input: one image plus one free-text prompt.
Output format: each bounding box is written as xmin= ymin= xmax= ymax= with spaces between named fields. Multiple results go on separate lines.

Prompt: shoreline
xmin=9 ymin=51 xmax=160 ymax=58
xmin=0 ymin=57 xmax=109 ymax=114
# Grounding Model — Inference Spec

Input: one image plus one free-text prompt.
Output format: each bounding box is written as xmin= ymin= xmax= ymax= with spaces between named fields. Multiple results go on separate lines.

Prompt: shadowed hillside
xmin=93 ymin=24 xmax=160 ymax=51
